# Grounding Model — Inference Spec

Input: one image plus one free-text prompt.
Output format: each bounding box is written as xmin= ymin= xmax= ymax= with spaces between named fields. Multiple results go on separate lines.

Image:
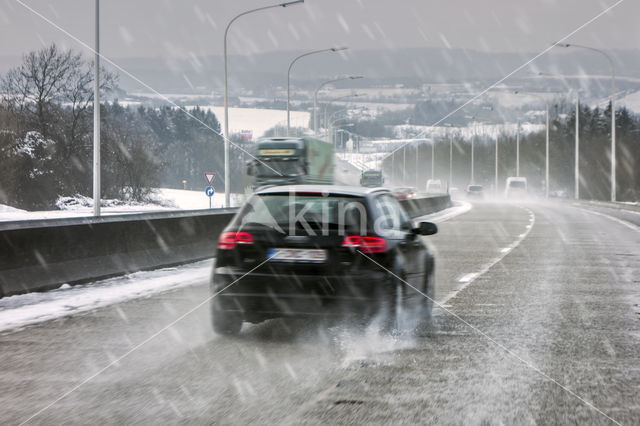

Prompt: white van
xmin=505 ymin=177 xmax=528 ymax=198
xmin=426 ymin=179 xmax=443 ymax=194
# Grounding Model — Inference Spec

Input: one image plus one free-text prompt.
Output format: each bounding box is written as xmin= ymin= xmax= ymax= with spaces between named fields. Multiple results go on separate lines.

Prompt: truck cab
xmin=248 ymin=137 xmax=333 ymax=187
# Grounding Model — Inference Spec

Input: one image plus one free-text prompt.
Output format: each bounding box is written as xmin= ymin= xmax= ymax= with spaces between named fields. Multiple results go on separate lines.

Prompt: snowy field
xmin=114 ymin=95 xmax=313 ymax=140
xmin=187 ymin=105 xmax=310 ymax=138
xmin=619 ymin=90 xmax=640 ymax=114
xmin=0 ymin=188 xmax=245 ymax=222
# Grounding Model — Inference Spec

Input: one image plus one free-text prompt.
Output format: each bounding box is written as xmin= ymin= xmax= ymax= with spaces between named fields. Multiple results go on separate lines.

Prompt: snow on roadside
xmin=0 ymin=188 xmax=245 ymax=222
xmin=0 ymin=260 xmax=212 ymax=334
xmin=0 ymin=204 xmax=26 ymax=214
xmin=154 ymin=188 xmax=245 ymax=210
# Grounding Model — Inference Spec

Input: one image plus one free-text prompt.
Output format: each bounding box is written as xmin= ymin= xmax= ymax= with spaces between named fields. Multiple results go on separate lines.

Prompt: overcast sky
xmin=0 ymin=0 xmax=637 ymax=60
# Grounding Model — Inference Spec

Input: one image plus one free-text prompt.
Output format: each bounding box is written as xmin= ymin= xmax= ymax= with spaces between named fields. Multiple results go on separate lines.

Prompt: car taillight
xmin=218 ymin=231 xmax=253 ymax=250
xmin=341 ymin=235 xmax=387 ymax=253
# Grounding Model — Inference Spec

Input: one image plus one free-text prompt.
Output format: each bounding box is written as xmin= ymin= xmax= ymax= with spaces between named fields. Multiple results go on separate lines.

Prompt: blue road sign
xmin=205 ymin=186 xmax=215 ymax=197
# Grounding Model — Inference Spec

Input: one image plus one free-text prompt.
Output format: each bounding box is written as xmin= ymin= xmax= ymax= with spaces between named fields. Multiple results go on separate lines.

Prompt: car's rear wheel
xmin=424 ymin=271 xmax=434 ymax=316
xmin=423 ymin=256 xmax=435 ymax=318
xmin=377 ymin=270 xmax=407 ymax=333
xmin=211 ymin=301 xmax=243 ymax=336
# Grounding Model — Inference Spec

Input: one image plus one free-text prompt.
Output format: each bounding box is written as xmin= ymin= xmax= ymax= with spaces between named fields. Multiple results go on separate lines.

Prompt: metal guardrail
xmin=0 ymin=195 xmax=450 ymax=298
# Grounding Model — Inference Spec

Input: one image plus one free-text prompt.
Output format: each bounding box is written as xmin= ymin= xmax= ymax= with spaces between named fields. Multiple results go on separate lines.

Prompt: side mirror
xmin=413 ymin=221 xmax=437 ymax=236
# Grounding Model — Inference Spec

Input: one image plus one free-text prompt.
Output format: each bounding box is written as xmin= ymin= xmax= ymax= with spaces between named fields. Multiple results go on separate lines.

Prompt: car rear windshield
xmin=509 ymin=181 xmax=526 ymax=188
xmin=231 ymin=194 xmax=369 ymax=235
xmin=469 ymin=185 xmax=483 ymax=191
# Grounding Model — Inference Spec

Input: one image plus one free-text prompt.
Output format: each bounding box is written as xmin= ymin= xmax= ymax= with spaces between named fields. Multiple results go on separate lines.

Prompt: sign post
xmin=205 ymin=186 xmax=215 ymax=208
xmin=204 ymin=172 xmax=216 ymax=208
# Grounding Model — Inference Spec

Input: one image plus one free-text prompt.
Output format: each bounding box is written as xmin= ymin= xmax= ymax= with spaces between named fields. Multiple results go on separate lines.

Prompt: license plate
xmin=267 ymin=248 xmax=327 ymax=263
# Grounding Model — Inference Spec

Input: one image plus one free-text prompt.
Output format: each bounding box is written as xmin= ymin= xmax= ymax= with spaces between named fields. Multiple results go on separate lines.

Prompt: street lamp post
xmin=313 ymin=76 xmax=363 ymax=135
xmin=223 ymin=0 xmax=303 ymax=207
xmin=471 ymin=129 xmax=475 ymax=184
xmin=93 ymin=0 xmax=100 ymax=217
xmin=515 ymin=91 xmax=550 ymax=197
xmin=327 ymin=106 xmax=365 ymax=129
xmin=415 ymin=142 xmax=419 ymax=188
xmin=323 ymin=93 xmax=361 ymax=140
xmin=558 ymin=43 xmax=616 ymax=201
xmin=403 ymin=145 xmax=406 ymax=185
xmin=516 ymin=119 xmax=520 ymax=177
xmin=495 ymin=135 xmax=499 ymax=195
xmin=575 ymin=92 xmax=580 ymax=199
xmin=431 ymin=139 xmax=435 ymax=180
xmin=392 ymin=150 xmax=396 ymax=183
xmin=287 ymin=47 xmax=347 ymax=136
xmin=536 ymin=72 xmax=582 ymax=199
xmin=544 ymin=97 xmax=552 ymax=199
xmin=449 ymin=134 xmax=453 ymax=189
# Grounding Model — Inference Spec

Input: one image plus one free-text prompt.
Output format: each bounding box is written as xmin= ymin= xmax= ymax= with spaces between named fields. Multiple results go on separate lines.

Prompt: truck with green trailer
xmin=247 ymin=137 xmax=334 ymax=188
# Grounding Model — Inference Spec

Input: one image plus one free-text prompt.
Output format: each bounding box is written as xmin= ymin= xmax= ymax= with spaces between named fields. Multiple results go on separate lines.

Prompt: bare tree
xmin=1 ymin=43 xmax=116 ymax=144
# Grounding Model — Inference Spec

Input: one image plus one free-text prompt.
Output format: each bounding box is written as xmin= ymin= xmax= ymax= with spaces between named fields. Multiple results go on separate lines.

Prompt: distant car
xmin=426 ymin=179 xmax=443 ymax=194
xmin=550 ymin=189 xmax=568 ymax=198
xmin=466 ymin=184 xmax=484 ymax=199
xmin=392 ymin=187 xmax=417 ymax=200
xmin=210 ymin=185 xmax=438 ymax=335
xmin=505 ymin=177 xmax=527 ymax=199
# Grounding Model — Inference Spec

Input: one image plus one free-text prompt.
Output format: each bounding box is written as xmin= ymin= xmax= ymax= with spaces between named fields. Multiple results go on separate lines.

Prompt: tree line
xmin=0 ymin=44 xmax=242 ymax=210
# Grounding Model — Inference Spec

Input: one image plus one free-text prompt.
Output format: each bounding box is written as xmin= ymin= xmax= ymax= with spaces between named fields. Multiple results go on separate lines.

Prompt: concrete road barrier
xmin=0 ymin=209 xmax=236 ymax=298
xmin=0 ymin=194 xmax=450 ymax=297
xmin=400 ymin=194 xmax=451 ymax=218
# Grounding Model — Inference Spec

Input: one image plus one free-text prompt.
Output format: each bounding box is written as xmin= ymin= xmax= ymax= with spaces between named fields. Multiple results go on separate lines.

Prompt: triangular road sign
xmin=204 ymin=172 xmax=216 ymax=185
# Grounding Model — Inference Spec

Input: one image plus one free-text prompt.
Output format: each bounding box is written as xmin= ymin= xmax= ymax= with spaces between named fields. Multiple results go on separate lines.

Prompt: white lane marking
xmin=441 ymin=206 xmax=536 ymax=305
xmin=573 ymin=202 xmax=640 ymax=216
xmin=500 ymin=247 xmax=511 ymax=253
xmin=577 ymin=207 xmax=640 ymax=233
xmin=415 ymin=200 xmax=473 ymax=224
xmin=458 ymin=273 xmax=478 ymax=283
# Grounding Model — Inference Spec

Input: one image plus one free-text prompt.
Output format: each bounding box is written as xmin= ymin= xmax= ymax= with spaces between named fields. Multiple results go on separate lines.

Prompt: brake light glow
xmin=341 ymin=235 xmax=387 ymax=253
xmin=218 ymin=231 xmax=253 ymax=250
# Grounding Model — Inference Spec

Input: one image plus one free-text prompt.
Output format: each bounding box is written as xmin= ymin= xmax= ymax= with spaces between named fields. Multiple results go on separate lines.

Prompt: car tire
xmin=378 ymin=269 xmax=406 ymax=333
xmin=211 ymin=301 xmax=242 ymax=336
xmin=424 ymin=271 xmax=434 ymax=317
xmin=423 ymin=256 xmax=435 ymax=318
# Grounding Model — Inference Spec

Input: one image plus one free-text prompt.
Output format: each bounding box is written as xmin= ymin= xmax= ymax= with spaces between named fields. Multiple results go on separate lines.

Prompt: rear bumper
xmin=211 ymin=267 xmax=388 ymax=319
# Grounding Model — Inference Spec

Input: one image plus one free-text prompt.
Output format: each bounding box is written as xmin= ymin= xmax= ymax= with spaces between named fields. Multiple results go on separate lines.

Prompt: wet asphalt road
xmin=1 ymin=200 xmax=639 ymax=424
